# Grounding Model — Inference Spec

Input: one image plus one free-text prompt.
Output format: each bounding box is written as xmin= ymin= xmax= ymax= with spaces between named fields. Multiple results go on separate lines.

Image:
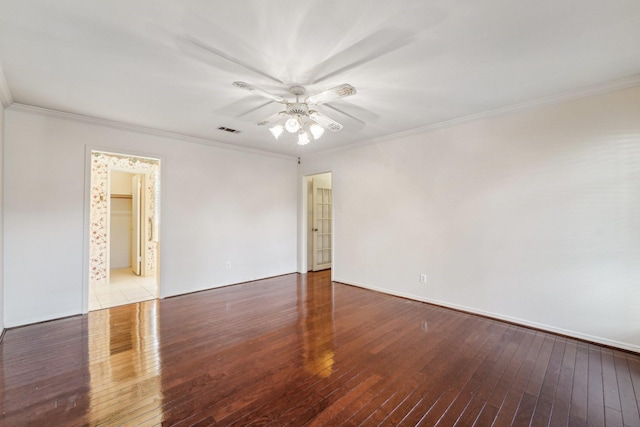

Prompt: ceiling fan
xmin=232 ymin=81 xmax=357 ymax=145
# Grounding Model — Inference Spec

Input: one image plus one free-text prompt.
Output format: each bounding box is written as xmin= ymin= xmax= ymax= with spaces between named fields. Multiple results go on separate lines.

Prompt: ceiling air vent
xmin=218 ymin=126 xmax=241 ymax=134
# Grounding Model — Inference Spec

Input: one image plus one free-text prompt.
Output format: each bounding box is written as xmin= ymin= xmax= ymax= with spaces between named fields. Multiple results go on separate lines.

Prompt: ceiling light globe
xmin=285 ymin=117 xmax=300 ymax=133
xmin=269 ymin=125 xmax=284 ymax=139
xmin=309 ymin=123 xmax=325 ymax=139
xmin=298 ymin=131 xmax=310 ymax=145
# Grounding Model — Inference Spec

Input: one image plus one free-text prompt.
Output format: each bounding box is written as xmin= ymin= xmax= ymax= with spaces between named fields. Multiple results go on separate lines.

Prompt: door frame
xmin=298 ymin=171 xmax=334 ymax=276
xmin=82 ymin=146 xmax=163 ymax=314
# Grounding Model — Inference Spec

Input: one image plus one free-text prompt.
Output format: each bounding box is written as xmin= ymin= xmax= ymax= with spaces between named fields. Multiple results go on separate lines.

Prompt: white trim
xmin=5 ymin=74 xmax=640 ymax=160
xmin=7 ymin=103 xmax=296 ymax=160
xmin=0 ymin=64 xmax=13 ymax=108
xmin=297 ymin=175 xmax=308 ymax=274
xmin=335 ymin=278 xmax=640 ymax=354
xmin=308 ymin=74 xmax=640 ymax=158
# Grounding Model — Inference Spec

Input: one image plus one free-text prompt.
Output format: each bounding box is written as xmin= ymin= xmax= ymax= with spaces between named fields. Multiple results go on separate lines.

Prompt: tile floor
xmin=89 ymin=268 xmax=157 ymax=311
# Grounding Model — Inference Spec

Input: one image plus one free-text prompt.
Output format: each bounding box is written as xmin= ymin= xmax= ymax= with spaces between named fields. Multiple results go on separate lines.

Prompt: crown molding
xmin=6 ymin=73 xmax=640 ymax=161
xmin=378 ymin=74 xmax=640 ymax=142
xmin=7 ymin=103 xmax=296 ymax=160
xmin=309 ymin=73 xmax=640 ymax=158
xmin=0 ymin=63 xmax=14 ymax=108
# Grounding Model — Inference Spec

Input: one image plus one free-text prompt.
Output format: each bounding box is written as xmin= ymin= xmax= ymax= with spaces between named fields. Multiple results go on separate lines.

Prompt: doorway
xmin=306 ymin=173 xmax=332 ymax=272
xmin=88 ymin=151 xmax=161 ymax=311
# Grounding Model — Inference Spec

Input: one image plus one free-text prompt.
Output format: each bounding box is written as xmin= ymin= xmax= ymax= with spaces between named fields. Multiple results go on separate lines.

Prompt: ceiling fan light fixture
xmin=298 ymin=131 xmax=310 ymax=145
xmin=309 ymin=123 xmax=325 ymax=140
xmin=285 ymin=117 xmax=300 ymax=133
xmin=234 ymin=82 xmax=355 ymax=145
xmin=269 ymin=125 xmax=284 ymax=139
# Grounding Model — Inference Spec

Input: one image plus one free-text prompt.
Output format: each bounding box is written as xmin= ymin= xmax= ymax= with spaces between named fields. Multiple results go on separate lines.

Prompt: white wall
xmin=110 ymin=197 xmax=132 ymax=269
xmin=109 ymin=170 xmax=133 ymax=269
xmin=110 ymin=169 xmax=133 ymax=195
xmin=4 ymin=106 xmax=297 ymax=327
xmin=300 ymin=85 xmax=640 ymax=352
xmin=109 ymin=170 xmax=134 ymax=269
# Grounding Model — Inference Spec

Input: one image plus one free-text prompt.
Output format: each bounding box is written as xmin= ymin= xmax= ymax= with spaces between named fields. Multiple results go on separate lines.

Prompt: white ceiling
xmin=1 ymin=0 xmax=639 ymax=157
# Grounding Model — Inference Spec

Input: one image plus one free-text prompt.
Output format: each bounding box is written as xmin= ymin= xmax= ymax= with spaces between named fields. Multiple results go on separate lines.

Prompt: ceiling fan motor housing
xmin=286 ymin=102 xmax=309 ymax=116
xmin=289 ymin=85 xmax=306 ymax=97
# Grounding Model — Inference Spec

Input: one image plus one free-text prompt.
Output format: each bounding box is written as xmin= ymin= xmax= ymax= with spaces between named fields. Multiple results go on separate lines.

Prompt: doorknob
xmin=313 ymin=228 xmax=318 ymax=232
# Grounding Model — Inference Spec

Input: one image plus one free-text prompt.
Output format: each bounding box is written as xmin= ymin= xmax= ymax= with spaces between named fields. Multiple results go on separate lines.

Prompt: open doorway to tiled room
xmin=88 ymin=150 xmax=161 ymax=310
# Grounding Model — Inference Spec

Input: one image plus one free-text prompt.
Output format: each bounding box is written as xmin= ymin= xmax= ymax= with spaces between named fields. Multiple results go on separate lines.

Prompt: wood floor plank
xmin=489 ymin=331 xmax=547 ymax=426
xmin=343 ymin=312 xmax=467 ymax=426
xmin=587 ymin=345 xmax=606 ymax=426
xmin=453 ymin=327 xmax=526 ymax=426
xmin=549 ymin=338 xmax=577 ymax=427
xmin=569 ymin=341 xmax=590 ymax=426
xmin=512 ymin=335 xmax=557 ymax=425
xmin=0 ymin=270 xmax=639 ymax=426
xmin=530 ymin=337 xmax=566 ymax=426
xmin=602 ymin=348 xmax=623 ymax=421
xmin=472 ymin=328 xmax=537 ymax=426
xmin=424 ymin=327 xmax=517 ymax=426
xmin=385 ymin=318 xmax=495 ymax=425
xmin=347 ymin=312 xmax=474 ymax=425
xmin=405 ymin=322 xmax=501 ymax=425
xmin=613 ymin=350 xmax=640 ymax=427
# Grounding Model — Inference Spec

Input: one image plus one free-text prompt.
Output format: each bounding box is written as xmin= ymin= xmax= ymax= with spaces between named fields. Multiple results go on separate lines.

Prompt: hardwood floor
xmin=1 ymin=270 xmax=639 ymax=426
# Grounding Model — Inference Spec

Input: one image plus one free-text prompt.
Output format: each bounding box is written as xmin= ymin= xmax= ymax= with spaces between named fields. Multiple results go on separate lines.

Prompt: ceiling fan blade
xmin=309 ymin=111 xmax=344 ymax=132
xmin=186 ymin=37 xmax=284 ymax=84
xmin=306 ymin=84 xmax=356 ymax=105
xmin=307 ymin=29 xmax=414 ymax=84
xmin=233 ymin=81 xmax=285 ymax=104
xmin=323 ymin=104 xmax=367 ymax=125
xmin=214 ymin=97 xmax=272 ymax=118
xmin=257 ymin=111 xmax=286 ymax=126
xmin=237 ymin=100 xmax=275 ymax=118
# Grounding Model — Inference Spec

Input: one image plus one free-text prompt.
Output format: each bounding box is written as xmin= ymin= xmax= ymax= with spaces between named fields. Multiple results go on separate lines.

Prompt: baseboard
xmin=163 ymin=271 xmax=299 ymax=299
xmin=334 ymin=278 xmax=640 ymax=354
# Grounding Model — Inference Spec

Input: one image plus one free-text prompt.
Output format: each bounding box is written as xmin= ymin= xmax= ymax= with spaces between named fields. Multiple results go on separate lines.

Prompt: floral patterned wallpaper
xmin=90 ymin=151 xmax=160 ymax=285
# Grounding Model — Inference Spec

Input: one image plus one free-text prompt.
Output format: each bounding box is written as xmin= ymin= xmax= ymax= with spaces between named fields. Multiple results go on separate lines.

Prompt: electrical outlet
xmin=226 ymin=261 xmax=231 ymax=270
xmin=420 ymin=273 xmax=427 ymax=284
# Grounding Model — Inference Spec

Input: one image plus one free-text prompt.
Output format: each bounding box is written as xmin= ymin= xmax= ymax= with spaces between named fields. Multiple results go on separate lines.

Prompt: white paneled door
xmin=312 ymin=178 xmax=332 ymax=271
